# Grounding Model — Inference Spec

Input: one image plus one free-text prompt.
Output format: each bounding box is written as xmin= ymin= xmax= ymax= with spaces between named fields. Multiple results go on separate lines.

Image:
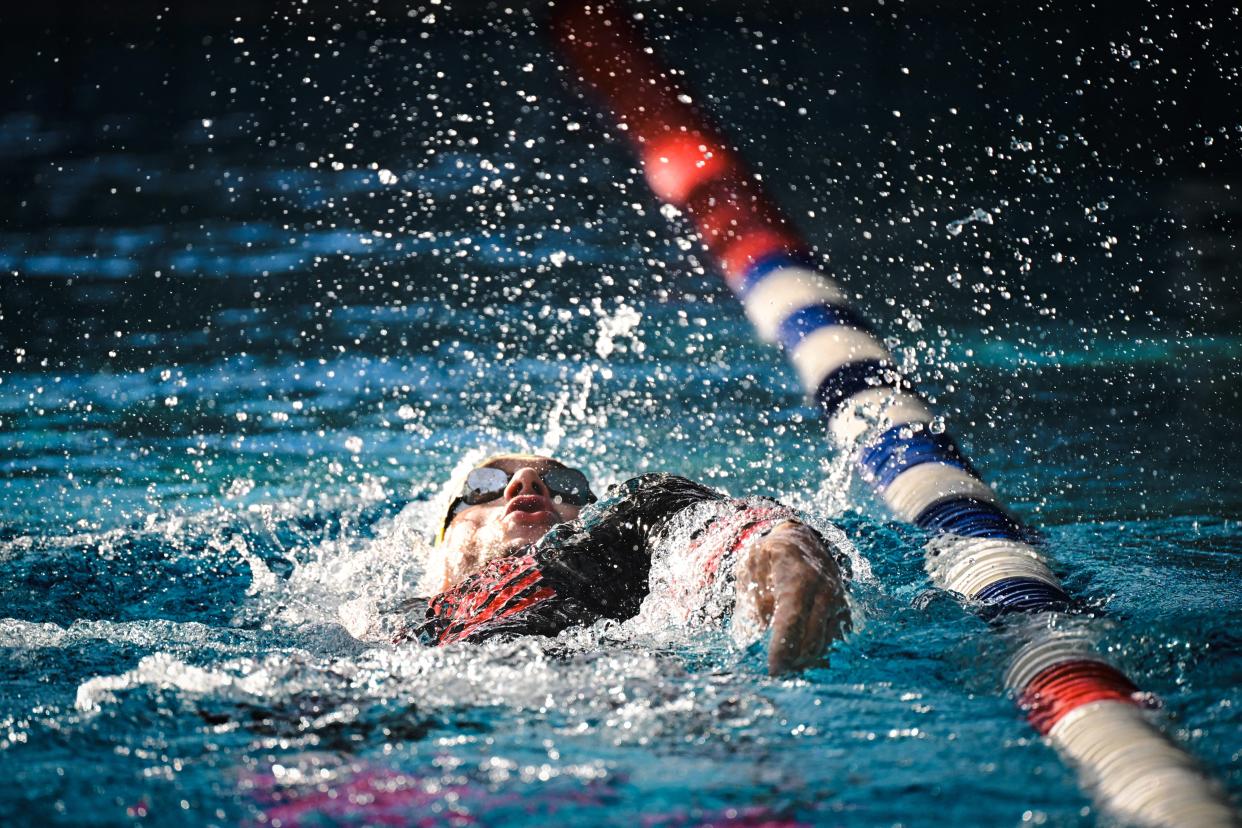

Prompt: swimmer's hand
xmin=734 ymin=520 xmax=851 ymax=676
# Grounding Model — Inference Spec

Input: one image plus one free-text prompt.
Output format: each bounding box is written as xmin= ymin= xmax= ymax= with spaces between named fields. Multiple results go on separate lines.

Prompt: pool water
xmin=1 ymin=4 xmax=1239 ymax=826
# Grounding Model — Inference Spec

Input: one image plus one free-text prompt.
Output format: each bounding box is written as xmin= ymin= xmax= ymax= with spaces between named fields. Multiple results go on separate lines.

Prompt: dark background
xmin=2 ymin=0 xmax=1240 ymax=367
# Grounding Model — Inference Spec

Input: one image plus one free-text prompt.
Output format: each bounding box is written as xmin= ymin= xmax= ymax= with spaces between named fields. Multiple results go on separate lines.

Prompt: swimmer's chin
xmin=494 ymin=521 xmax=555 ymax=553
xmin=506 ymin=527 xmax=550 ymax=548
xmin=463 ymin=520 xmax=558 ymax=572
xmin=497 ymin=508 xmax=554 ymax=535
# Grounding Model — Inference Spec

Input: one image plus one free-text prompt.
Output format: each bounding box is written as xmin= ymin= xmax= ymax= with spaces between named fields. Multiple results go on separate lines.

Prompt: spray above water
xmin=944 ymin=207 xmax=995 ymax=237
xmin=1 ymin=0 xmax=1239 ymax=825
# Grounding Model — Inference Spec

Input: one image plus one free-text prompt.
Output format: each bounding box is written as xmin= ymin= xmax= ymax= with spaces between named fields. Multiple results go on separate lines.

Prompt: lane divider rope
xmin=552 ymin=3 xmax=1236 ymax=824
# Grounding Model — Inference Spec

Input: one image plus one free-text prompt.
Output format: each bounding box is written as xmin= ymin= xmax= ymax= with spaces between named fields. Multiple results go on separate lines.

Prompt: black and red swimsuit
xmin=392 ymin=473 xmax=837 ymax=646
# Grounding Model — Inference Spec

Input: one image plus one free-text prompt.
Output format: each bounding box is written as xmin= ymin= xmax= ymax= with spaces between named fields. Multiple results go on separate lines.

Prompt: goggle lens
xmin=541 ymin=467 xmax=595 ymax=505
xmin=462 ymin=467 xmax=510 ymax=504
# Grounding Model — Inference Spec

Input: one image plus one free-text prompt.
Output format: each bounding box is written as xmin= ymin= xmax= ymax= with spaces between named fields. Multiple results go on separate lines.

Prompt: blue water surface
xmin=1 ymin=5 xmax=1239 ymax=826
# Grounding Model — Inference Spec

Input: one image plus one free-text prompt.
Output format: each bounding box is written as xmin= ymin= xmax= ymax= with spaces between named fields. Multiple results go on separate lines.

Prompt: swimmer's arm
xmin=733 ymin=520 xmax=851 ymax=676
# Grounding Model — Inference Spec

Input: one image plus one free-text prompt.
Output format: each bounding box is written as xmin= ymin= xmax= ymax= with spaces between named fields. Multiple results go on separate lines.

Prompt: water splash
xmin=945 ymin=207 xmax=995 ymax=236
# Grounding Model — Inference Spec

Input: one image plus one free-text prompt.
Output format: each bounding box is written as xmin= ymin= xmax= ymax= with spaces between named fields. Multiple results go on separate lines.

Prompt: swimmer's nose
xmin=504 ymin=467 xmax=550 ymax=501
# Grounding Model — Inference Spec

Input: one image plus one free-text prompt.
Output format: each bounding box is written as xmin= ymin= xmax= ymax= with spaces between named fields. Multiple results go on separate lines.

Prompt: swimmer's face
xmin=437 ymin=457 xmax=583 ymax=589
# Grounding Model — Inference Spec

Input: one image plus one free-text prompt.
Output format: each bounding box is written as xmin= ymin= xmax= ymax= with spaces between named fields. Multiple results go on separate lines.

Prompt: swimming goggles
xmin=444 ymin=465 xmax=597 ymax=526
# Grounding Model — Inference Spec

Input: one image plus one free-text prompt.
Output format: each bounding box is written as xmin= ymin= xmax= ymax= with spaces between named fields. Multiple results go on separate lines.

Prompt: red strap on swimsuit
xmin=689 ymin=505 xmax=793 ymax=582
xmin=428 ymin=553 xmax=557 ymax=645
xmin=664 ymin=503 xmax=796 ymax=617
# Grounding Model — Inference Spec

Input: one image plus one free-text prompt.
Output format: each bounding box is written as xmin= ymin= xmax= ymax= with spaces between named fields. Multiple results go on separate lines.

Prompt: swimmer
xmin=385 ymin=453 xmax=850 ymax=675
